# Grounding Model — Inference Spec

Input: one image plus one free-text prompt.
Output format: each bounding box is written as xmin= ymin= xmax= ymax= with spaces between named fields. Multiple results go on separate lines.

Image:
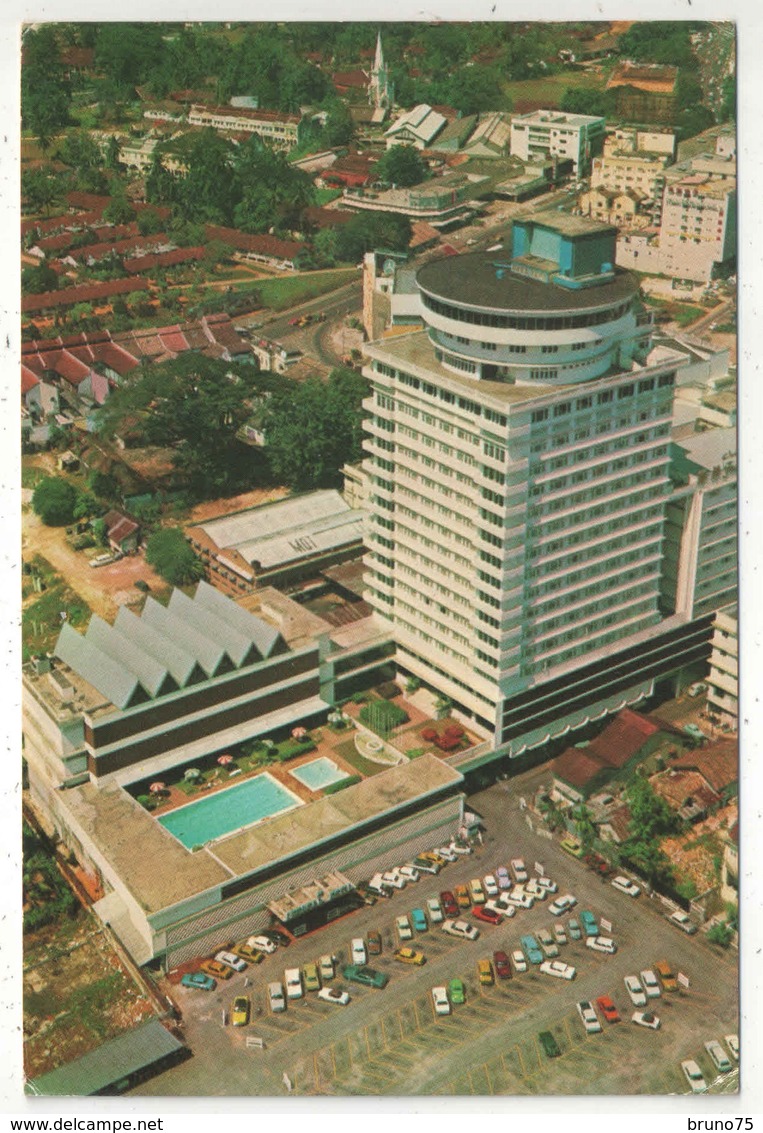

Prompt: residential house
xmin=552 ymin=709 xmax=662 ymax=803
xmin=102 ymin=510 xmax=141 ymax=554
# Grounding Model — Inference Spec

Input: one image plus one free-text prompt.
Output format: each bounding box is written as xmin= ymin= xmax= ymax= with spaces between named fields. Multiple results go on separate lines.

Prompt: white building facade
xmin=510 ymin=110 xmax=605 ymax=174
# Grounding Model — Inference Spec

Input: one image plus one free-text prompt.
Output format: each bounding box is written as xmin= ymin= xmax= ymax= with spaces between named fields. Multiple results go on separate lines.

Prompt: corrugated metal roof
xmin=141 ymin=596 xmax=228 ymax=677
xmin=86 ymin=615 xmax=175 ymax=699
xmin=55 ymin=623 xmax=142 ymax=710
xmin=168 ymin=587 xmax=255 ymax=667
xmin=194 ymin=579 xmax=282 ymax=658
xmin=27 ymin=1019 xmax=184 ymax=1096
xmin=114 ymin=606 xmax=203 ymax=687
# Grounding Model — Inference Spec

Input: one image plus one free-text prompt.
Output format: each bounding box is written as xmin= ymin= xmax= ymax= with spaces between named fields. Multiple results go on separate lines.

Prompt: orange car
xmin=200 ymin=959 xmax=233 ymax=980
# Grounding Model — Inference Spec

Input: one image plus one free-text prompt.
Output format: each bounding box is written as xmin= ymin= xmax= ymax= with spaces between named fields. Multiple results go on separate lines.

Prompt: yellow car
xmin=231 ymin=995 xmax=250 ymax=1026
xmin=393 ymin=947 xmax=427 ymax=966
xmin=303 ymin=961 xmax=321 ymax=992
xmin=455 ymin=884 xmax=471 ymax=909
xmin=200 ymin=959 xmax=233 ymax=980
xmin=232 ymin=942 xmax=265 ymax=964
xmin=477 ymin=958 xmax=494 ymax=986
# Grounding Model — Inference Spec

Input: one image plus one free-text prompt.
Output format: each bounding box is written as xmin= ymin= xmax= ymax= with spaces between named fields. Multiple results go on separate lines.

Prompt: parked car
xmin=549 ymin=895 xmax=576 ymax=917
xmin=317 ymin=987 xmax=350 ymax=1006
xmin=394 ymin=947 xmax=426 ymax=966
xmin=493 ymin=951 xmax=512 ymax=980
xmin=355 ymin=884 xmax=377 ymax=906
xmin=477 ymin=958 xmax=494 ymax=986
xmin=632 ymin=1011 xmax=660 ymax=1030
xmin=725 ymin=1034 xmax=739 ymax=1061
xmin=303 ymin=962 xmax=321 ymax=992
xmin=577 ymin=1000 xmax=602 ymax=1034
xmin=654 ymin=960 xmax=678 ymax=991
xmin=319 ymin=954 xmax=335 ymax=981
xmin=611 ymin=875 xmax=641 ymax=898
xmin=247 ymin=935 xmax=277 ymax=955
xmin=681 ymin=1059 xmax=707 ymax=1093
xmin=560 ymin=838 xmax=584 ymax=858
xmin=596 ymin=995 xmax=620 ymax=1023
xmin=511 ymin=949 xmax=528 ymax=973
xmin=586 ymin=936 xmax=617 ymax=954
xmin=284 ymin=967 xmax=303 ymax=999
xmin=568 ymin=918 xmax=582 ymax=941
xmin=433 ymin=846 xmax=457 ymax=863
xmin=537 ymin=929 xmax=560 ymax=958
xmin=367 ymin=874 xmax=391 ymax=898
xmin=215 ymin=950 xmax=246 ymax=972
xmin=454 ymin=884 xmax=471 ymax=909
xmin=342 ymin=964 xmax=389 ymax=989
xmin=520 ymin=934 xmax=544 ymax=965
xmin=232 ymin=942 xmax=264 ymax=965
xmin=396 ymin=915 xmax=413 ymax=941
xmin=448 ymin=841 xmax=472 ymax=856
xmin=624 ymin=975 xmax=647 ymax=1007
xmin=667 ymin=910 xmax=697 ymax=935
xmin=483 ymin=874 xmax=499 ymax=897
xmin=449 ymin=976 xmax=466 ymax=1005
xmin=579 ymin=910 xmax=598 ymax=937
xmin=411 ymin=908 xmax=429 ymax=933
xmin=399 ymin=865 xmax=420 ymax=883
xmin=473 ymin=905 xmax=502 ymax=926
xmin=426 ymin=896 xmax=444 ymax=924
xmin=705 ymin=1039 xmax=733 ymax=1073
xmin=367 ymin=930 xmax=382 ymax=956
xmin=440 ymin=890 xmax=459 ymax=917
xmin=553 ymin=924 xmax=567 ymax=945
xmin=181 ymin=972 xmax=216 ymax=991
xmin=485 ymin=899 xmax=514 ymax=919
xmin=200 ymin=959 xmax=233 ymax=980
xmin=510 ymin=859 xmax=528 ymax=882
xmin=442 ymin=918 xmax=480 ymax=941
xmin=268 ymin=981 xmax=286 ymax=1013
xmin=432 ymin=986 xmax=451 ymax=1016
xmin=507 ymin=887 xmax=534 ymax=910
xmin=260 ymin=929 xmax=290 ymax=948
xmin=231 ymin=995 xmax=250 ymax=1026
xmin=383 ymin=870 xmax=406 ymax=890
xmin=640 ymin=969 xmax=661 ymax=998
xmin=539 ymin=1030 xmax=561 ymax=1058
xmin=496 ymin=866 xmax=512 ymax=890
xmin=539 ymin=960 xmax=576 ymax=980
xmin=469 ymin=878 xmax=486 ymax=905
xmin=412 ymin=857 xmax=440 ymax=875
xmin=351 ymin=937 xmax=367 ymax=965
xmin=535 ymin=877 xmax=558 ymax=894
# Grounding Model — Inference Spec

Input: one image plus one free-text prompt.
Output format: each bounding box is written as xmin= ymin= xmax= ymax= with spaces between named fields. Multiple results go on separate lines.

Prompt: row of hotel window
xmin=420 ymin=293 xmax=633 ymax=330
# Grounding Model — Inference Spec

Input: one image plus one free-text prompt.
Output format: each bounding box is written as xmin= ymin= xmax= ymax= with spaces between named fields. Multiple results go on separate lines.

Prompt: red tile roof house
xmin=102 ymin=509 xmax=141 ymax=554
xmin=671 ymin=737 xmax=738 ymax=799
xmin=552 ymin=708 xmax=662 ymax=803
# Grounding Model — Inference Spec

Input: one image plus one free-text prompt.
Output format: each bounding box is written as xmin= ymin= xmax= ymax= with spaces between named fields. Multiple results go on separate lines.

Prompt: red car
xmin=472 ymin=905 xmax=502 ymax=926
xmin=493 ymin=950 xmax=512 ymax=979
xmin=440 ymin=890 xmax=459 ymax=917
xmin=596 ymin=995 xmax=621 ymax=1023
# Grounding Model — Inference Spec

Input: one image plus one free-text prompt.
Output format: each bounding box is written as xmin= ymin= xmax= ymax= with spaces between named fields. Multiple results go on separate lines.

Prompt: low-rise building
xmin=343 ymin=172 xmax=484 ymax=230
xmin=385 ymin=104 xmax=447 ymax=150
xmin=510 ymin=109 xmax=605 ymax=174
xmin=188 ymin=104 xmax=303 ymax=149
xmin=462 ymin=113 xmax=511 ymax=158
xmin=706 ymin=605 xmax=737 ymax=729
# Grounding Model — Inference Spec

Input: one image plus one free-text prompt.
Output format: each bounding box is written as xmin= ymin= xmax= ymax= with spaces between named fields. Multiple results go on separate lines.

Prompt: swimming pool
xmin=289 ymin=756 xmax=348 ymax=791
xmin=157 ymin=772 xmax=303 ymax=849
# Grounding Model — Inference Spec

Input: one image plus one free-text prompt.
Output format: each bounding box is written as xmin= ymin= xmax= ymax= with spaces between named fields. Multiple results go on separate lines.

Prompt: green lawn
xmin=503 ymin=69 xmax=603 ymax=108
xmin=254 ymin=268 xmax=358 ymax=311
xmin=23 ymin=558 xmax=91 ymax=662
xmin=315 ymin=188 xmax=342 ymax=206
xmin=331 ymin=736 xmax=387 ymax=778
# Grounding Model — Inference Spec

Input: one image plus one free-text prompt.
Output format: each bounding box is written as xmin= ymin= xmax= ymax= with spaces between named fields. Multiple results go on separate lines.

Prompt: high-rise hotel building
xmin=362 ymin=213 xmax=713 ymax=764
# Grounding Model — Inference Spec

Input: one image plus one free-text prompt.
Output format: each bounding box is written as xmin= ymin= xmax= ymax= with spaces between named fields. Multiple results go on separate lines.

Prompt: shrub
xmin=405 ymin=676 xmax=421 ymax=694
xmin=323 ymin=774 xmax=361 ymax=795
xmin=351 ymin=692 xmax=367 ymax=704
xmin=359 ymin=699 xmax=409 ymax=738
xmin=277 ymin=738 xmax=317 ymax=762
xmin=375 ymin=680 xmax=401 ymax=700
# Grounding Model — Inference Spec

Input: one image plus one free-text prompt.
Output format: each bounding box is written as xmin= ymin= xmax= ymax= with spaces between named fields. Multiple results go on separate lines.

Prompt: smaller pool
xmin=289 ymin=757 xmax=348 ymax=791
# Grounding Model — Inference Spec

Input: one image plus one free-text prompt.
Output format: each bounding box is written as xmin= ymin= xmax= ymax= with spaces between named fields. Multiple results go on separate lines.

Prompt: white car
xmin=448 ymin=841 xmax=472 ymax=856
xmin=396 ymin=915 xmax=413 ymax=941
xmin=511 ymin=859 xmax=528 ymax=883
xmin=436 ymin=846 xmax=458 ymax=862
xmin=549 ymin=894 xmax=576 ymax=916
xmin=432 ymin=986 xmax=451 ymax=1016
xmin=268 ymin=981 xmax=286 ymax=1013
xmin=725 ymin=1034 xmax=739 ymax=1061
xmin=525 ymin=879 xmax=548 ymax=901
xmin=442 ymin=918 xmax=480 ymax=941
xmin=284 ymin=967 xmax=303 ymax=1000
xmin=577 ymin=1000 xmax=602 ymax=1034
xmin=368 ymin=873 xmax=391 ymax=897
xmin=624 ymin=975 xmax=647 ymax=1007
xmin=247 ymin=935 xmax=276 ymax=955
xmin=319 ymin=955 xmax=335 ymax=981
xmin=611 ymin=875 xmax=641 ymax=898
xmin=318 ymin=987 xmax=350 ymax=1006
xmin=507 ymin=886 xmax=534 ymax=909
xmin=215 ymin=950 xmax=247 ymax=972
xmin=667 ymin=910 xmax=697 ymax=935
xmin=705 ymin=1039 xmax=733 ymax=1073
xmin=483 ymin=874 xmax=499 ymax=897
xmin=639 ymin=969 xmax=661 ymax=999
xmin=351 ymin=937 xmax=367 ymax=965
xmin=539 ymin=960 xmax=576 ymax=981
xmin=426 ymin=896 xmax=444 ymax=924
xmin=383 ymin=870 xmax=407 ymax=890
xmin=511 ymin=949 xmax=528 ymax=973
xmin=399 ymin=865 xmax=420 ymax=883
xmin=681 ymin=1059 xmax=707 ymax=1093
xmin=485 ymin=899 xmax=514 ymax=919
xmin=632 ymin=1011 xmax=661 ymax=1030
xmin=536 ymin=877 xmax=558 ymax=894
xmin=586 ymin=936 xmax=617 ymax=954
xmin=553 ymin=924 xmax=567 ymax=945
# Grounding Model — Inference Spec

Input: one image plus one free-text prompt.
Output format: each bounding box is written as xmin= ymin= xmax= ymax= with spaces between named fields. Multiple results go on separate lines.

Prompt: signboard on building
xmin=600 ymin=918 xmax=612 ymax=933
xmin=677 ymin=972 xmax=690 ymax=989
xmin=534 ymin=862 xmax=545 ymax=877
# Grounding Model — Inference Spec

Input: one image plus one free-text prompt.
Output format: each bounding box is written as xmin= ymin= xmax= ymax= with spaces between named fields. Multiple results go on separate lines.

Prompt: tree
xmin=561 ymin=87 xmax=617 ymax=118
xmin=447 ymin=66 xmax=508 ymax=116
xmin=232 ymin=138 xmax=315 ymax=234
xmin=93 ymin=23 xmax=165 ymax=99
xmin=145 ymin=528 xmax=205 ymax=586
xmin=103 ymin=196 xmax=136 ymax=225
xmin=375 ymin=145 xmax=427 ymax=188
xmin=620 ymin=774 xmax=683 ymax=887
xmin=572 ymin=804 xmax=596 ymax=851
xmin=22 ymin=264 xmax=59 ymax=295
xmin=31 ymin=477 xmax=78 ymax=526
xmin=22 ymin=168 xmax=60 ymax=216
xmin=262 ymin=367 xmax=369 ymax=491
xmin=179 ymin=129 xmax=237 ymax=225
xmin=105 ymin=135 xmax=122 ymax=170
xmin=21 ymin=26 xmax=71 ymax=145
xmin=334 ymin=211 xmax=412 ymax=263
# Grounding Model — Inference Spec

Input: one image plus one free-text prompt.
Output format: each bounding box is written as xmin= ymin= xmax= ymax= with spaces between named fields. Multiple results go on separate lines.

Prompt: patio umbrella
xmin=217 ymin=754 xmax=233 ymax=766
xmin=149 ymin=782 xmax=166 ymax=794
xmin=292 ymin=727 xmax=307 ymax=739
xmin=184 ymin=768 xmax=202 ymax=781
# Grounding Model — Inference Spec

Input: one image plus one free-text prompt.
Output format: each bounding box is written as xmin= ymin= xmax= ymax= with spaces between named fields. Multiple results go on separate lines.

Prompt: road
xmin=132 ymin=771 xmax=738 ymax=1098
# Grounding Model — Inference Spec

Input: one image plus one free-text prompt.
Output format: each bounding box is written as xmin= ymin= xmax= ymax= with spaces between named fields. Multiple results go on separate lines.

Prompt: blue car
xmin=182 ymin=971 xmax=216 ymax=991
xmin=520 ymin=934 xmax=544 ymax=965
xmin=580 ymin=910 xmax=599 ymax=937
xmin=411 ymin=907 xmax=428 ymax=932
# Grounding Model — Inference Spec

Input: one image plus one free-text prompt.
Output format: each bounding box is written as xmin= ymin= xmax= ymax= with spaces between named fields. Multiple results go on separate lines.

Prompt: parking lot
xmin=133 ymin=774 xmax=738 ymax=1098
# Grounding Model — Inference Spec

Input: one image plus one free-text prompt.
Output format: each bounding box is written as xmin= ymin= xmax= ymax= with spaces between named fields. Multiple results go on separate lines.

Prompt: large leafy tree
xmin=179 ymin=129 xmax=238 ymax=225
xmin=620 ymin=774 xmax=683 ymax=887
xmin=93 ymin=23 xmax=166 ymax=98
xmin=145 ymin=528 xmax=205 ymax=586
xmin=334 ymin=211 xmax=412 ymax=263
xmin=21 ymin=26 xmax=71 ymax=148
xmin=31 ymin=477 xmax=78 ymax=526
xmin=375 ymin=145 xmax=427 ymax=189
xmin=262 ymin=367 xmax=369 ymax=491
xmin=233 ymin=139 xmax=315 ymax=234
